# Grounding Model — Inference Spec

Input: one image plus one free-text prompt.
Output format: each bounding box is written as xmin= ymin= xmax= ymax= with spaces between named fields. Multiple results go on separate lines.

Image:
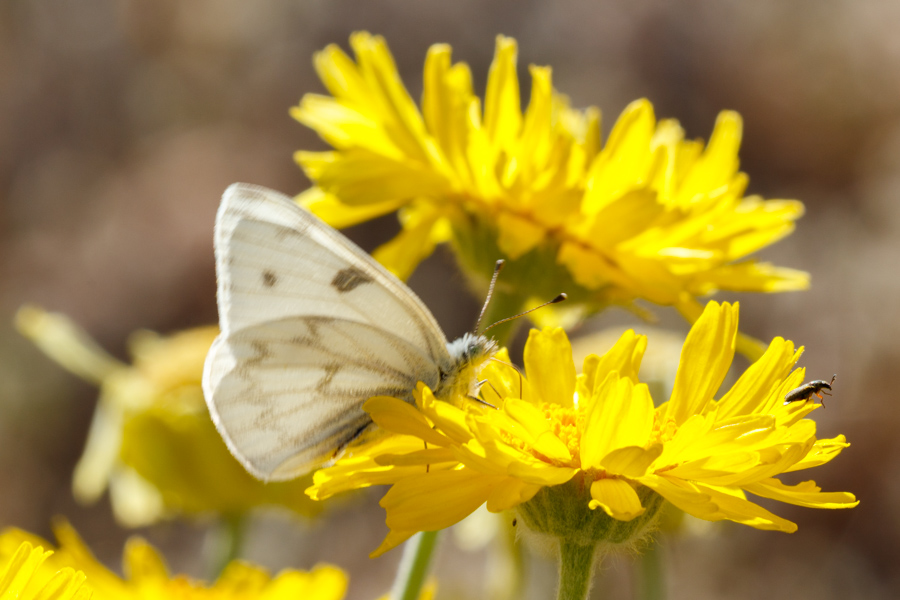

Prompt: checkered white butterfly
xmin=202 ymin=184 xmax=498 ymax=481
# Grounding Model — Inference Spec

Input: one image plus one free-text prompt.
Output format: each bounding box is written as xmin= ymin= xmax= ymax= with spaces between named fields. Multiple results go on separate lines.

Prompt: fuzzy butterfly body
xmin=202 ymin=184 xmax=495 ymax=481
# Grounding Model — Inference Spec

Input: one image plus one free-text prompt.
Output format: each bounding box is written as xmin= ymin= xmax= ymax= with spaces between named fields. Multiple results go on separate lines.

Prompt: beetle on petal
xmin=784 ymin=375 xmax=837 ymax=407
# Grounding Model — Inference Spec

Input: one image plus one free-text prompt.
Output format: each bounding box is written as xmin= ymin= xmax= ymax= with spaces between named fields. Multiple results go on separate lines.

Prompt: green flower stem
xmin=556 ymin=541 xmax=597 ymax=600
xmin=209 ymin=514 xmax=247 ymax=579
xmin=637 ymin=541 xmax=665 ymax=600
xmin=390 ymin=531 xmax=439 ymax=600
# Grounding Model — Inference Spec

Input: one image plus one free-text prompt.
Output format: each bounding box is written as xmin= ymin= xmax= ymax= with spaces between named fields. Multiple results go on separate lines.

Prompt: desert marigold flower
xmin=307 ymin=301 xmax=857 ymax=559
xmin=14 ymin=306 xmax=321 ymax=526
xmin=0 ymin=521 xmax=349 ymax=600
xmin=293 ymin=33 xmax=808 ymax=335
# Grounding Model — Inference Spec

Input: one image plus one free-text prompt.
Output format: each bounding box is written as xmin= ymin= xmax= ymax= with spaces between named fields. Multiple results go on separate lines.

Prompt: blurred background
xmin=1 ymin=1 xmax=898 ymax=598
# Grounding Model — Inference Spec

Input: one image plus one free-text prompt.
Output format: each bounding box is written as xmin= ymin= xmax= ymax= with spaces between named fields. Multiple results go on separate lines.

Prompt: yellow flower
xmin=307 ymin=301 xmax=857 ymax=556
xmin=293 ymin=33 xmax=808 ymax=334
xmin=15 ymin=306 xmax=321 ymax=526
xmin=0 ymin=521 xmax=348 ymax=600
xmin=0 ymin=539 xmax=90 ymax=600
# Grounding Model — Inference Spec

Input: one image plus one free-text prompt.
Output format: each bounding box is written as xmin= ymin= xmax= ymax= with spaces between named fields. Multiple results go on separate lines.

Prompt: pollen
xmin=497 ymin=402 xmax=584 ymax=468
xmin=652 ymin=414 xmax=678 ymax=444
xmin=543 ymin=403 xmax=585 ymax=460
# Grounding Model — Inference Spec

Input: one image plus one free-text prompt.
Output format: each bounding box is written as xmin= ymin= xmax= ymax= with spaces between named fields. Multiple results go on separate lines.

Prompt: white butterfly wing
xmin=205 ymin=317 xmax=440 ymax=480
xmin=203 ymin=183 xmax=452 ymax=481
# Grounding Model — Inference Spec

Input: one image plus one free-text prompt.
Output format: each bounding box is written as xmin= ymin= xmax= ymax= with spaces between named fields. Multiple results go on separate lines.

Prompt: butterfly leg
xmin=468 ymin=384 xmax=498 ymax=409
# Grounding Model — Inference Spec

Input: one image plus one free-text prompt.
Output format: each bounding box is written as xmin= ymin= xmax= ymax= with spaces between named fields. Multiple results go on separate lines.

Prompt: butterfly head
xmin=438 ymin=333 xmax=498 ymax=402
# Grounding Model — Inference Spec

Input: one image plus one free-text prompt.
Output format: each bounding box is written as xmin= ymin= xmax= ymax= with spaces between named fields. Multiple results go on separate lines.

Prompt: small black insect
xmin=783 ymin=374 xmax=836 ymax=407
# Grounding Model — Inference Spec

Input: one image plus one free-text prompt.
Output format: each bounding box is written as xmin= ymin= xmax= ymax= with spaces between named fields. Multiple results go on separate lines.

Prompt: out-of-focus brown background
xmin=1 ymin=1 xmax=897 ymax=598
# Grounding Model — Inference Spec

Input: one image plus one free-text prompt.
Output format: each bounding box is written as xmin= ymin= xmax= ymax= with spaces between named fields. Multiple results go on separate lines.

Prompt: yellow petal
xmin=583 ymin=99 xmax=656 ymax=213
xmin=665 ymin=451 xmax=763 ymax=482
xmin=311 ymin=42 xmax=373 ymax=109
xmin=307 ymin=435 xmax=436 ymax=500
xmin=717 ymin=336 xmax=803 ymax=418
xmin=580 ymin=329 xmax=648 ymax=398
xmin=72 ymin=401 xmax=122 ymax=503
xmin=556 ymin=240 xmax=637 ymax=292
xmin=695 ymin=261 xmax=810 ymax=294
xmin=263 ymin=565 xmax=349 ymax=599
xmin=375 ymin=447 xmax=458 ymax=467
xmin=669 ymin=414 xmax=776 ymax=466
xmin=34 ymin=569 xmax=89 ymax=600
xmin=581 ymin=375 xmax=654 ymax=469
xmin=513 ymin=65 xmax=554 ymax=184
xmin=14 ymin=305 xmax=124 ymax=384
xmin=668 ymin=301 xmax=738 ymax=425
xmin=637 ymin=475 xmax=721 ymax=522
xmin=582 ymin=190 xmax=664 ymax=249
xmin=297 ymin=187 xmax=405 ymax=229
xmin=694 ymin=482 xmax=798 ymax=532
xmin=365 ymin=396 xmax=449 ymax=446
xmin=370 ymin=530 xmax=417 ymax=558
xmin=423 ymin=44 xmax=475 ymax=181
xmin=347 ymin=33 xmax=439 ymax=166
xmin=455 ymin=430 xmax=521 ymax=475
xmin=675 ymin=111 xmax=742 ymax=205
xmin=380 ymin=468 xmax=497 ymax=533
xmin=483 ymin=36 xmax=521 ymax=150
xmin=0 ymin=542 xmax=52 ymax=597
xmin=291 ymin=94 xmax=401 ymax=156
xmin=589 ymin=478 xmax=646 ymax=520
xmin=496 ymin=211 xmax=547 ymax=259
xmin=416 ymin=385 xmax=474 ymax=445
xmin=485 ymin=478 xmax=542 ymax=512
xmin=783 ymin=435 xmax=850 ymax=472
xmin=580 ymin=372 xmax=619 ymax=468
xmin=123 ymin=537 xmax=169 ymax=582
xmin=506 ymin=457 xmax=578 ymax=486
xmin=296 ymin=148 xmax=449 ymax=206
xmin=743 ymin=478 xmax=858 ymax=509
xmin=371 ymin=205 xmax=443 ymax=280
xmin=500 ymin=398 xmax=572 ymax=462
xmin=611 ymin=253 xmax=684 ymax=304
xmin=523 ymin=328 xmax=576 ymax=408
xmin=599 ymin=444 xmax=663 ymax=478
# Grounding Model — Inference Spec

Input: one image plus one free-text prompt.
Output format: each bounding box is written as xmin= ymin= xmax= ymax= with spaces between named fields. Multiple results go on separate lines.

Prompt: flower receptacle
xmin=516 ymin=475 xmax=665 ymax=551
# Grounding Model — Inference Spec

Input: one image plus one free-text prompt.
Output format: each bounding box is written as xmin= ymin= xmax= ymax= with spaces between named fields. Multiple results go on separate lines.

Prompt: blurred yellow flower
xmin=293 ymin=33 xmax=808 ymax=333
xmin=308 ymin=301 xmax=856 ymax=556
xmin=0 ymin=522 xmax=348 ymax=600
xmin=15 ymin=306 xmax=321 ymax=526
xmin=0 ymin=539 xmax=90 ymax=600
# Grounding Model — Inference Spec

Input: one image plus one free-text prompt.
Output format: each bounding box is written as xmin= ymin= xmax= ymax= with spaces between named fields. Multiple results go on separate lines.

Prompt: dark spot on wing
xmin=251 ymin=340 xmax=271 ymax=359
xmin=331 ymin=266 xmax=373 ymax=293
xmin=262 ymin=270 xmax=278 ymax=287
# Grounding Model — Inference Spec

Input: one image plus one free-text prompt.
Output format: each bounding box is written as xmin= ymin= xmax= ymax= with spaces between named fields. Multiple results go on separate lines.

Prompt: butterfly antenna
xmin=474 ymin=260 xmax=506 ymax=334
xmin=483 ymin=293 xmax=568 ymax=334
